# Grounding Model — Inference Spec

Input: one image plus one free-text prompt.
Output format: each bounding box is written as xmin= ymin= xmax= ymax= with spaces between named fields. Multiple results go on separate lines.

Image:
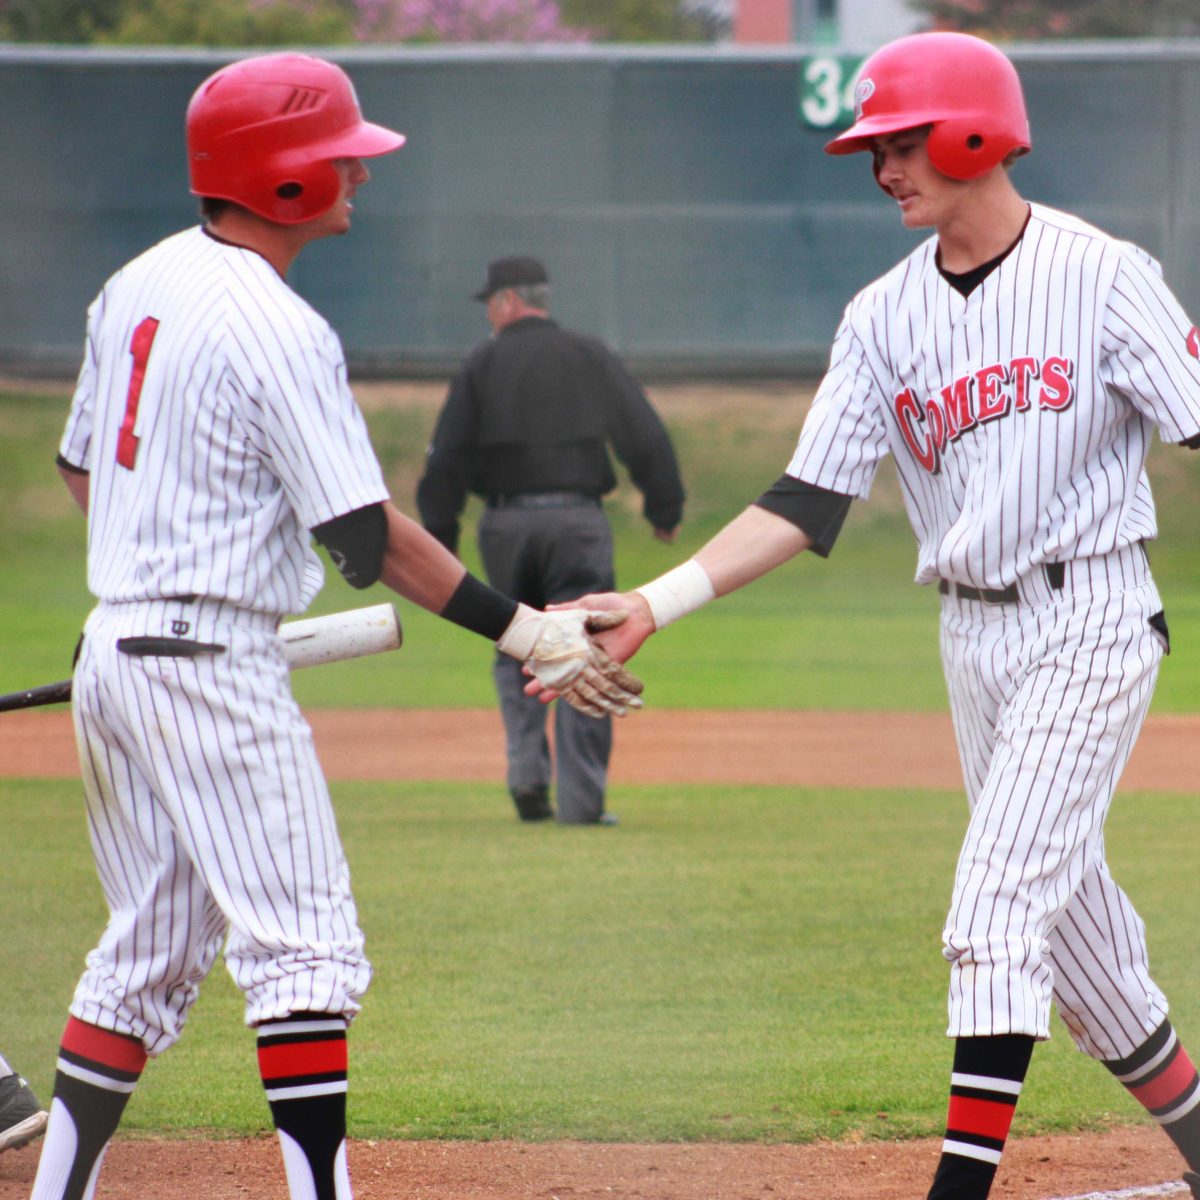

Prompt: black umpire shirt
xmin=417 ymin=316 xmax=685 ymax=554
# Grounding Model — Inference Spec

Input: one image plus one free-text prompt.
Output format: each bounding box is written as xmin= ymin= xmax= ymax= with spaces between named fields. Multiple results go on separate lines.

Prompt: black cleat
xmin=511 ymin=785 xmax=554 ymax=822
xmin=0 ymin=1075 xmax=49 ymax=1153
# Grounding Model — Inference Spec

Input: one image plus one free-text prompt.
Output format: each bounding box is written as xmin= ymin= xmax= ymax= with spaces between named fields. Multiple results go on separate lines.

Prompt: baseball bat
xmin=0 ymin=603 xmax=403 ymax=713
xmin=277 ymin=602 xmax=403 ymax=668
xmin=0 ymin=680 xmax=75 ymax=712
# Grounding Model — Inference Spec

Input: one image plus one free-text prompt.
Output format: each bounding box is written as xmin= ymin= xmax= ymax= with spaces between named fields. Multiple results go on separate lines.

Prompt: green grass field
xmin=1 ymin=382 xmax=1198 ymax=1144
xmin=3 ymin=383 xmax=1199 ymax=711
xmin=4 ymin=779 xmax=1200 ymax=1143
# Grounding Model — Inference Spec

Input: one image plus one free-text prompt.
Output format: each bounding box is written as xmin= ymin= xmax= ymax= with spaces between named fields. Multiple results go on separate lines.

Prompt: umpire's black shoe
xmin=511 ymin=785 xmax=554 ymax=822
xmin=0 ymin=1074 xmax=48 ymax=1153
xmin=1184 ymin=1170 xmax=1200 ymax=1198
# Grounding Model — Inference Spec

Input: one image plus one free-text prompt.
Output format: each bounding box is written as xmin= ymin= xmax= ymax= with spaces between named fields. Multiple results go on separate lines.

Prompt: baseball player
xmin=544 ymin=32 xmax=1200 ymax=1200
xmin=31 ymin=53 xmax=638 ymax=1200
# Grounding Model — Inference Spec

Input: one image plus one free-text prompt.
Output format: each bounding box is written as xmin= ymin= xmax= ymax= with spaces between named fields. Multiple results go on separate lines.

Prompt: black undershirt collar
xmin=937 ymin=205 xmax=1032 ymax=297
xmin=201 ymin=223 xmax=279 ymax=274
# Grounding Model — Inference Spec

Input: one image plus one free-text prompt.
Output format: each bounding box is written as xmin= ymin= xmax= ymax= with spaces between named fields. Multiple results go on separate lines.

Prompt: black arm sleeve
xmin=1182 ymin=433 xmax=1200 ymax=449
xmin=312 ymin=503 xmax=388 ymax=590
xmin=753 ymin=475 xmax=854 ymax=559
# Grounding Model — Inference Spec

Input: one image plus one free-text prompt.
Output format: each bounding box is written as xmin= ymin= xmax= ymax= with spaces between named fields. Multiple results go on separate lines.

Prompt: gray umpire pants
xmin=478 ymin=495 xmax=615 ymax=824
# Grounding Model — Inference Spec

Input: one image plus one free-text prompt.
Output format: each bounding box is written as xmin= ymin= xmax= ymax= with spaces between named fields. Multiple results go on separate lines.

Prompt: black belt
xmin=938 ymin=562 xmax=1066 ymax=605
xmin=487 ymin=492 xmax=598 ymax=509
xmin=117 ymin=637 xmax=226 ymax=657
xmin=938 ymin=580 xmax=1019 ymax=604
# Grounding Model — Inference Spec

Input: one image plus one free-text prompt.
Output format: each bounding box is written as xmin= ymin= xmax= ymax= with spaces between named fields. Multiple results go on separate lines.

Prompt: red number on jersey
xmin=116 ymin=316 xmax=161 ymax=470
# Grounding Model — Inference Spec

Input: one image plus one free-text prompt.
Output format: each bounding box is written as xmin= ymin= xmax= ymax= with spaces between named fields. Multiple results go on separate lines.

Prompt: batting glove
xmin=497 ymin=606 xmax=645 ymax=717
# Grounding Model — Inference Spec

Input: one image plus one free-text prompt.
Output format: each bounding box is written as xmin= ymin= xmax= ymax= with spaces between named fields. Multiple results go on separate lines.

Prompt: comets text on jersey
xmin=894 ymin=355 xmax=1076 ymax=475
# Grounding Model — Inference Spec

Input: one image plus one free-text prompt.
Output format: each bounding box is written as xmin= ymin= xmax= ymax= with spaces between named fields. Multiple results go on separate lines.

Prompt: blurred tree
xmin=355 ymin=0 xmax=588 ymax=42
xmin=101 ymin=0 xmax=355 ymax=45
xmin=0 ymin=0 xmax=723 ymax=45
xmin=0 ymin=0 xmax=124 ymax=41
xmin=681 ymin=0 xmax=733 ymax=40
xmin=911 ymin=0 xmax=1200 ymax=38
xmin=0 ymin=0 xmax=355 ymax=43
xmin=561 ymin=0 xmax=712 ymax=41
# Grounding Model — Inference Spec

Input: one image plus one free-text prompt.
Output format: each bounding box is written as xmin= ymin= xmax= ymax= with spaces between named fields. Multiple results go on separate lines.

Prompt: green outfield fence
xmin=2 ymin=40 xmax=1199 ymax=378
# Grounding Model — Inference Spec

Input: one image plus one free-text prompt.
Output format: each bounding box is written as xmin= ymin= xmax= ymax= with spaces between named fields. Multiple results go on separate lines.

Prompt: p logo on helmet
xmin=186 ymin=53 xmax=406 ymax=225
xmin=825 ymin=31 xmax=1030 ymax=183
xmin=852 ymin=77 xmax=876 ymax=124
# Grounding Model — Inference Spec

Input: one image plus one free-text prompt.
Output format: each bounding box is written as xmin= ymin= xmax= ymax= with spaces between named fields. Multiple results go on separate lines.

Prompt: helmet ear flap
xmin=259 ymin=160 xmax=340 ymax=224
xmin=926 ymin=115 xmax=1007 ymax=181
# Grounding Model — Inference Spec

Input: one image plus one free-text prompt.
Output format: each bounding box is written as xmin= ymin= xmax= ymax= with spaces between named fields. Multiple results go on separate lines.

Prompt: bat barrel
xmin=277 ymin=603 xmax=402 ymax=670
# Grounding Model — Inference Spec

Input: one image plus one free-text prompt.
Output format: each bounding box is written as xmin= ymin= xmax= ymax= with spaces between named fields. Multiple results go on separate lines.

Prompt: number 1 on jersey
xmin=116 ymin=316 xmax=161 ymax=470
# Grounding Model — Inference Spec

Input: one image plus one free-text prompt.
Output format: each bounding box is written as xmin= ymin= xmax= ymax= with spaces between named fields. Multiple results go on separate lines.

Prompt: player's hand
xmin=498 ymin=606 xmax=645 ymax=717
xmin=653 ymin=526 xmax=678 ymax=544
xmin=546 ymin=591 xmax=656 ymax=665
xmin=526 ymin=591 xmax=656 ymax=706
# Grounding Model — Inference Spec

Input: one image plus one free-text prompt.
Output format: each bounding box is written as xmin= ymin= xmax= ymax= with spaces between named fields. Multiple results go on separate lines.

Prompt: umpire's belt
xmin=938 ymin=563 xmax=1066 ymax=605
xmin=487 ymin=491 xmax=599 ymax=509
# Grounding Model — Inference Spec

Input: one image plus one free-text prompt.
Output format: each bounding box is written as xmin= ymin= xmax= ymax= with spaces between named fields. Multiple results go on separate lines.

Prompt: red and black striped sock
xmin=927 ymin=1034 xmax=1036 ymax=1200
xmin=29 ymin=1017 xmax=148 ymax=1200
xmin=257 ymin=1013 xmax=351 ymax=1200
xmin=1105 ymin=1020 xmax=1200 ymax=1171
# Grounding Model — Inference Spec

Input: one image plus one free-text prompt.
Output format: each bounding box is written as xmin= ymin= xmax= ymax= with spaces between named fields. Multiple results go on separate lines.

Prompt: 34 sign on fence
xmin=798 ymin=55 xmax=867 ymax=129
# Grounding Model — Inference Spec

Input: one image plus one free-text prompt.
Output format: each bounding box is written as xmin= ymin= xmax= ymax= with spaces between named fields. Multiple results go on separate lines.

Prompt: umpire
xmin=418 ymin=255 xmax=685 ymax=824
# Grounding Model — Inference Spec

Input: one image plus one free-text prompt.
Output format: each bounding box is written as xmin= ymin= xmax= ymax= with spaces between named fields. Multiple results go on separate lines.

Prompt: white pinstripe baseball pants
xmin=68 ymin=600 xmax=371 ymax=1055
xmin=938 ymin=544 xmax=1170 ymax=1060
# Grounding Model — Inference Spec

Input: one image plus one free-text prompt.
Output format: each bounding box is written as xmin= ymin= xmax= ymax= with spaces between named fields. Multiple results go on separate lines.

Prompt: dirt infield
xmin=2 ymin=707 xmax=1197 ymax=792
xmin=3 ymin=706 xmax=1197 ymax=1200
xmin=0 ymin=1126 xmax=1191 ymax=1199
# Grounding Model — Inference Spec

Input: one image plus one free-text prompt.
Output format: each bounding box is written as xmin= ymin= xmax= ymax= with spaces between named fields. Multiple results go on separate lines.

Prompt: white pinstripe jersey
xmin=789 ymin=203 xmax=1200 ymax=590
xmin=59 ymin=226 xmax=389 ymax=617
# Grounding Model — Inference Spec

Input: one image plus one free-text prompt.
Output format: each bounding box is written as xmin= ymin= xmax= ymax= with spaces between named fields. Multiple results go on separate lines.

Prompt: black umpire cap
xmin=473 ymin=255 xmax=550 ymax=301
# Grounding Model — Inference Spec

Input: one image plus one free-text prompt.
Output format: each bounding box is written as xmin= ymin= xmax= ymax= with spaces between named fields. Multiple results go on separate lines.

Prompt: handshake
xmin=497 ymin=605 xmax=644 ymax=718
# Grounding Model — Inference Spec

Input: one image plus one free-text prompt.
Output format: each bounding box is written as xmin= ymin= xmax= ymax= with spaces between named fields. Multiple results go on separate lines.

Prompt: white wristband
xmin=635 ymin=560 xmax=715 ymax=630
xmin=495 ymin=603 xmax=543 ymax=660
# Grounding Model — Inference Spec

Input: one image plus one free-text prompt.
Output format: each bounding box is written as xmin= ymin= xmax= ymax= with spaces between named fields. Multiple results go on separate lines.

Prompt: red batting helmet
xmin=825 ymin=32 xmax=1030 ymax=180
xmin=187 ymin=53 xmax=406 ymax=225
